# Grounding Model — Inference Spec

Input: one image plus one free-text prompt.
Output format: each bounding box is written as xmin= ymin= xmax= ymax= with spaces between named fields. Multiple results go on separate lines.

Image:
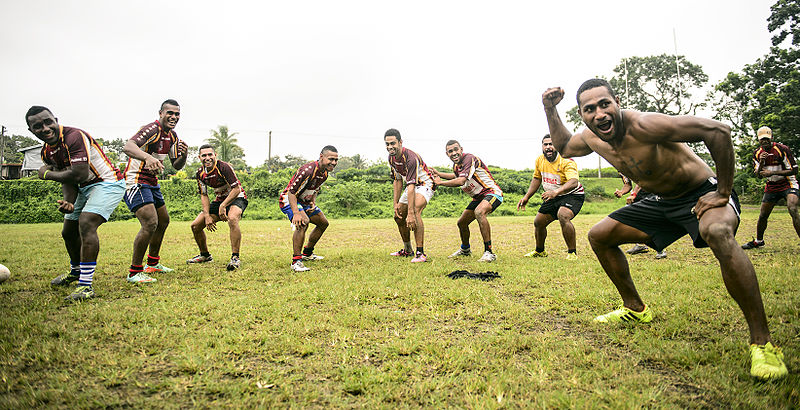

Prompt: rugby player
xmin=187 ymin=145 xmax=248 ymax=270
xmin=542 ymin=79 xmax=787 ymax=380
xmin=278 ymin=146 xmax=339 ymax=272
xmin=27 ymin=106 xmax=125 ymax=301
xmin=433 ymin=140 xmax=503 ymax=262
xmin=385 ymin=129 xmax=436 ymax=263
xmin=740 ymin=126 xmax=800 ymax=249
xmin=517 ymin=134 xmax=584 ymax=259
xmin=122 ymin=99 xmax=188 ymax=283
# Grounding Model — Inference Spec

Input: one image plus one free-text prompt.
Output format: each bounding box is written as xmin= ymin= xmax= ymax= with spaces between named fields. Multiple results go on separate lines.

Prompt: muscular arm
xmin=436 ymin=171 xmax=457 ymax=179
xmin=517 ymin=177 xmax=542 ymax=211
xmin=434 ymin=176 xmax=467 ymax=188
xmin=288 ymin=192 xmax=308 ymax=227
xmin=124 ymin=140 xmax=164 ymax=172
xmin=170 ymin=140 xmax=189 ymax=170
xmin=542 ymin=87 xmax=594 ymax=158
xmin=219 ymin=186 xmax=241 ymax=208
xmin=40 ymin=163 xmax=90 ymax=185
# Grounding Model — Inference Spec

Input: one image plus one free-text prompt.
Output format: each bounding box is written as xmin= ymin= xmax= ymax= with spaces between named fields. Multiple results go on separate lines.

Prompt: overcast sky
xmin=0 ymin=0 xmax=777 ymax=170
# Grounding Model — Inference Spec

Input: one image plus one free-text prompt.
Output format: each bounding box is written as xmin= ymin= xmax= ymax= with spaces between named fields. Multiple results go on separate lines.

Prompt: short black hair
xmin=576 ymin=78 xmax=616 ymax=107
xmin=384 ymin=128 xmax=401 ymax=141
xmin=542 ymin=134 xmax=551 ymax=142
xmin=25 ymin=106 xmax=53 ymax=125
xmin=160 ymin=99 xmax=180 ymax=110
xmin=445 ymin=139 xmax=460 ymax=148
xmin=321 ymin=145 xmax=338 ymax=154
xmin=198 ymin=144 xmax=215 ymax=152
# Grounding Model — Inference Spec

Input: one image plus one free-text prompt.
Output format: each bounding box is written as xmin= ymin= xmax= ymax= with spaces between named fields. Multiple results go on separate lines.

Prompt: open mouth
xmin=597 ymin=120 xmax=612 ymax=133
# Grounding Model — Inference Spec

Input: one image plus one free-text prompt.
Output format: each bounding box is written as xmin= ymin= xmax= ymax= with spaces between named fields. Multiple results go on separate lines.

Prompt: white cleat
xmin=477 ymin=251 xmax=497 ymax=262
xmin=301 ymin=254 xmax=324 ymax=261
xmin=291 ymin=261 xmax=311 ymax=272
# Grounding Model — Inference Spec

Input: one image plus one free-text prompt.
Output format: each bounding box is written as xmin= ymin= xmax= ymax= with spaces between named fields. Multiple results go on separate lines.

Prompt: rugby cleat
xmin=524 ymin=250 xmax=547 ymax=258
xmin=749 ymin=342 xmax=788 ymax=380
xmin=654 ymin=250 xmax=667 ymax=259
xmin=187 ymin=254 xmax=213 ymax=264
xmin=301 ymin=254 xmax=324 ymax=261
xmin=449 ymin=248 xmax=472 ymax=258
xmin=226 ymin=256 xmax=241 ymax=271
xmin=565 ymin=252 xmax=578 ymax=261
xmin=65 ymin=285 xmax=94 ymax=301
xmin=51 ymin=272 xmax=80 ymax=287
xmin=127 ymin=272 xmax=157 ymax=283
xmin=291 ymin=261 xmax=310 ymax=272
xmin=477 ymin=251 xmax=497 ymax=262
xmin=626 ymin=244 xmax=649 ymax=255
xmin=144 ymin=263 xmax=173 ymax=273
xmin=410 ymin=253 xmax=428 ymax=263
xmin=741 ymin=239 xmax=765 ymax=250
xmin=593 ymin=305 xmax=653 ymax=324
xmin=390 ymin=249 xmax=413 ymax=257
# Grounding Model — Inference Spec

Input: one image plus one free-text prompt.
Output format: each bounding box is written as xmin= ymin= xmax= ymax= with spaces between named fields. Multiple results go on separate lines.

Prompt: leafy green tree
xmin=94 ymin=137 xmax=126 ymax=163
xmin=1 ymin=134 xmax=39 ymax=163
xmin=206 ymin=125 xmax=245 ymax=163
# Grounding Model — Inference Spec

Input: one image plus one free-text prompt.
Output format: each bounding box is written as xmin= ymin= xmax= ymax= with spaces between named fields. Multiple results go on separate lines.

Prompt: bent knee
xmin=700 ymin=221 xmax=735 ymax=243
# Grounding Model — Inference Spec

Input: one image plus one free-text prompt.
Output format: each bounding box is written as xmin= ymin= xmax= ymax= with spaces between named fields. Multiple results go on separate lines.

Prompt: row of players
xmin=24 ymin=78 xmax=792 ymax=380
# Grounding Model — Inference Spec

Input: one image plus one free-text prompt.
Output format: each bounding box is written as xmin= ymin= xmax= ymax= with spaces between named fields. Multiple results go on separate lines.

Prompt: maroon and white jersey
xmin=388 ymin=147 xmax=435 ymax=188
xmin=196 ymin=160 xmax=247 ymax=202
xmin=124 ymin=120 xmax=180 ymax=188
xmin=753 ymin=142 xmax=799 ymax=193
xmin=40 ymin=125 xmax=122 ymax=188
xmin=278 ymin=161 xmax=329 ymax=208
xmin=453 ymin=153 xmax=502 ymax=197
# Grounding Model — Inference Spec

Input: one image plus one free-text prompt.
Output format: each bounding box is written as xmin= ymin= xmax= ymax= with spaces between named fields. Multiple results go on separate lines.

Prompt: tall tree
xmin=1 ymin=134 xmax=40 ymax=163
xmin=206 ymin=125 xmax=245 ymax=163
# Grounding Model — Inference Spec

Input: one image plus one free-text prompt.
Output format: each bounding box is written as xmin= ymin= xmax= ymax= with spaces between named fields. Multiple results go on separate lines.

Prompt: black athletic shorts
xmin=538 ymin=193 xmax=584 ymax=219
xmin=762 ymin=188 xmax=799 ymax=203
xmin=466 ymin=193 xmax=503 ymax=212
xmin=209 ymin=197 xmax=248 ymax=217
xmin=632 ymin=190 xmax=654 ymax=204
xmin=608 ymin=177 xmax=741 ymax=252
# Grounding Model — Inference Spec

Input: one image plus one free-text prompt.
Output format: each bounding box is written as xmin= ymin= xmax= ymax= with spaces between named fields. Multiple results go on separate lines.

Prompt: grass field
xmin=1 ymin=210 xmax=799 ymax=408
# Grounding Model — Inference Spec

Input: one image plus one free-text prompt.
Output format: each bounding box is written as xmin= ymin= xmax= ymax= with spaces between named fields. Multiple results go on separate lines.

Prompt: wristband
xmin=43 ymin=170 xmax=49 ymax=180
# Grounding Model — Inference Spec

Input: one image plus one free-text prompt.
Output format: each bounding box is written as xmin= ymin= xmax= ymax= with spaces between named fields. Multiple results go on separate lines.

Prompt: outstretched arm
xmin=542 ymin=87 xmax=593 ymax=158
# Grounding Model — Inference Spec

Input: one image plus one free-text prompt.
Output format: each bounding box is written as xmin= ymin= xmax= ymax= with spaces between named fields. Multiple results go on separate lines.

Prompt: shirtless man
xmin=542 ymin=78 xmax=786 ymax=380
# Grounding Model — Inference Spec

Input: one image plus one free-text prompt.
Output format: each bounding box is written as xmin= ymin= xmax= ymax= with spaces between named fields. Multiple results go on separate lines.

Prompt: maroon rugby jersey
xmin=452 ymin=153 xmax=502 ymax=197
xmin=124 ymin=120 xmax=180 ymax=187
xmin=278 ymin=161 xmax=329 ymax=208
xmin=40 ymin=125 xmax=122 ymax=188
xmin=388 ymin=147 xmax=435 ymax=188
xmin=196 ymin=160 xmax=247 ymax=202
xmin=753 ymin=143 xmax=799 ymax=193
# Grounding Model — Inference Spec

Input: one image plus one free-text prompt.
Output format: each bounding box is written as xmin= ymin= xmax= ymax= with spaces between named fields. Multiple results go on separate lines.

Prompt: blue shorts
xmin=280 ymin=203 xmax=322 ymax=220
xmin=66 ymin=180 xmax=125 ymax=221
xmin=124 ymin=183 xmax=165 ymax=212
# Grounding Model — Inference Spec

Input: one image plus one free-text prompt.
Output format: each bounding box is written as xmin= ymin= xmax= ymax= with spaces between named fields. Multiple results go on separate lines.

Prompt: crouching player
xmin=187 ymin=144 xmax=248 ymax=270
xmin=433 ymin=140 xmax=503 ymax=262
xmin=278 ymin=146 xmax=339 ymax=272
xmin=27 ymin=106 xmax=125 ymax=301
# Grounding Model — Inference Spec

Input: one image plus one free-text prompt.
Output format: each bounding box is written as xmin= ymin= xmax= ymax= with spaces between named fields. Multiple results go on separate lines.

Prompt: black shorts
xmin=632 ymin=190 xmax=654 ymax=204
xmin=608 ymin=177 xmax=741 ymax=252
xmin=466 ymin=193 xmax=503 ymax=212
xmin=538 ymin=193 xmax=584 ymax=219
xmin=209 ymin=197 xmax=248 ymax=217
xmin=762 ymin=188 xmax=799 ymax=203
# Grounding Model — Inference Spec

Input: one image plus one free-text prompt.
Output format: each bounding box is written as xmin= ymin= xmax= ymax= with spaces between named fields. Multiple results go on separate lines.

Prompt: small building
xmin=1 ymin=163 xmax=22 ymax=179
xmin=19 ymin=144 xmax=44 ymax=178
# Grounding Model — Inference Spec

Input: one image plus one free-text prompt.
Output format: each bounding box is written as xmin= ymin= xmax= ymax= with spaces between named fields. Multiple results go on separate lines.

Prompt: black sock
xmin=484 ymin=241 xmax=492 ymax=252
xmin=536 ymin=247 xmax=545 ymax=253
xmin=232 ymin=252 xmax=239 ymax=257
xmin=302 ymin=247 xmax=313 ymax=256
xmin=568 ymin=249 xmax=576 ymax=254
xmin=201 ymin=251 xmax=211 ymax=257
xmin=416 ymin=247 xmax=424 ymax=255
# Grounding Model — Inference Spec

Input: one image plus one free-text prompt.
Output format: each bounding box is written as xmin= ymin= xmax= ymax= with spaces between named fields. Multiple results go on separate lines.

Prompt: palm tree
xmin=350 ymin=154 xmax=368 ymax=170
xmin=206 ymin=125 xmax=244 ymax=162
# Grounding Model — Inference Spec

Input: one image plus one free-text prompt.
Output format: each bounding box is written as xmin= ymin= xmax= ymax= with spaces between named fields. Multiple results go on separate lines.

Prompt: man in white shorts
xmin=384 ymin=129 xmax=435 ymax=262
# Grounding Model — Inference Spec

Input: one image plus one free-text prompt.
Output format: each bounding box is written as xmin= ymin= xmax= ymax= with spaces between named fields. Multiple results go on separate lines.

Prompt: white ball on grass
xmin=0 ymin=264 xmax=9 ymax=284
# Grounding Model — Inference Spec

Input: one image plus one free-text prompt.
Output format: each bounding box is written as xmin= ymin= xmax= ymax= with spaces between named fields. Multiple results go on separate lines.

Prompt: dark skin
xmin=751 ymin=137 xmax=800 ymax=241
xmin=385 ymin=136 xmax=427 ymax=249
xmin=516 ymin=138 xmax=579 ymax=251
xmin=543 ymin=85 xmax=772 ymax=345
xmin=27 ymin=110 xmax=107 ymax=266
xmin=123 ymin=103 xmax=189 ymax=267
xmin=432 ymin=143 xmax=496 ymax=247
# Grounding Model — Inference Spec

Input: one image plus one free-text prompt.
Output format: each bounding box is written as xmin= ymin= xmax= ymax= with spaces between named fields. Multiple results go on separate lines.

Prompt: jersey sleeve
xmin=196 ymin=167 xmax=208 ymax=195
xmin=456 ymin=154 xmax=477 ymax=179
xmin=779 ymin=144 xmax=798 ymax=170
xmin=404 ymin=154 xmax=419 ymax=184
xmin=618 ymin=172 xmax=631 ymax=186
xmin=129 ymin=123 xmax=159 ymax=148
xmin=533 ymin=156 xmax=543 ymax=179
xmin=563 ymin=159 xmax=579 ymax=180
xmin=219 ymin=162 xmax=240 ymax=189
xmin=288 ymin=164 xmax=313 ymax=195
xmin=169 ymin=133 xmax=180 ymax=160
xmin=64 ymin=129 xmax=90 ymax=166
xmin=752 ymin=148 xmax=761 ymax=171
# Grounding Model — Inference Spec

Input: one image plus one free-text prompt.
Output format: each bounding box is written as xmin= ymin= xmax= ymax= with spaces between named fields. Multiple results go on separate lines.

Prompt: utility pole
xmin=268 ymin=130 xmax=272 ymax=168
xmin=0 ymin=126 xmax=7 ymax=171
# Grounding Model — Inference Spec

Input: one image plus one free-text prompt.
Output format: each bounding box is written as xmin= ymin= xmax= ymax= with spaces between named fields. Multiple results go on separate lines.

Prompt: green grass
xmin=0 ymin=210 xmax=798 ymax=407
